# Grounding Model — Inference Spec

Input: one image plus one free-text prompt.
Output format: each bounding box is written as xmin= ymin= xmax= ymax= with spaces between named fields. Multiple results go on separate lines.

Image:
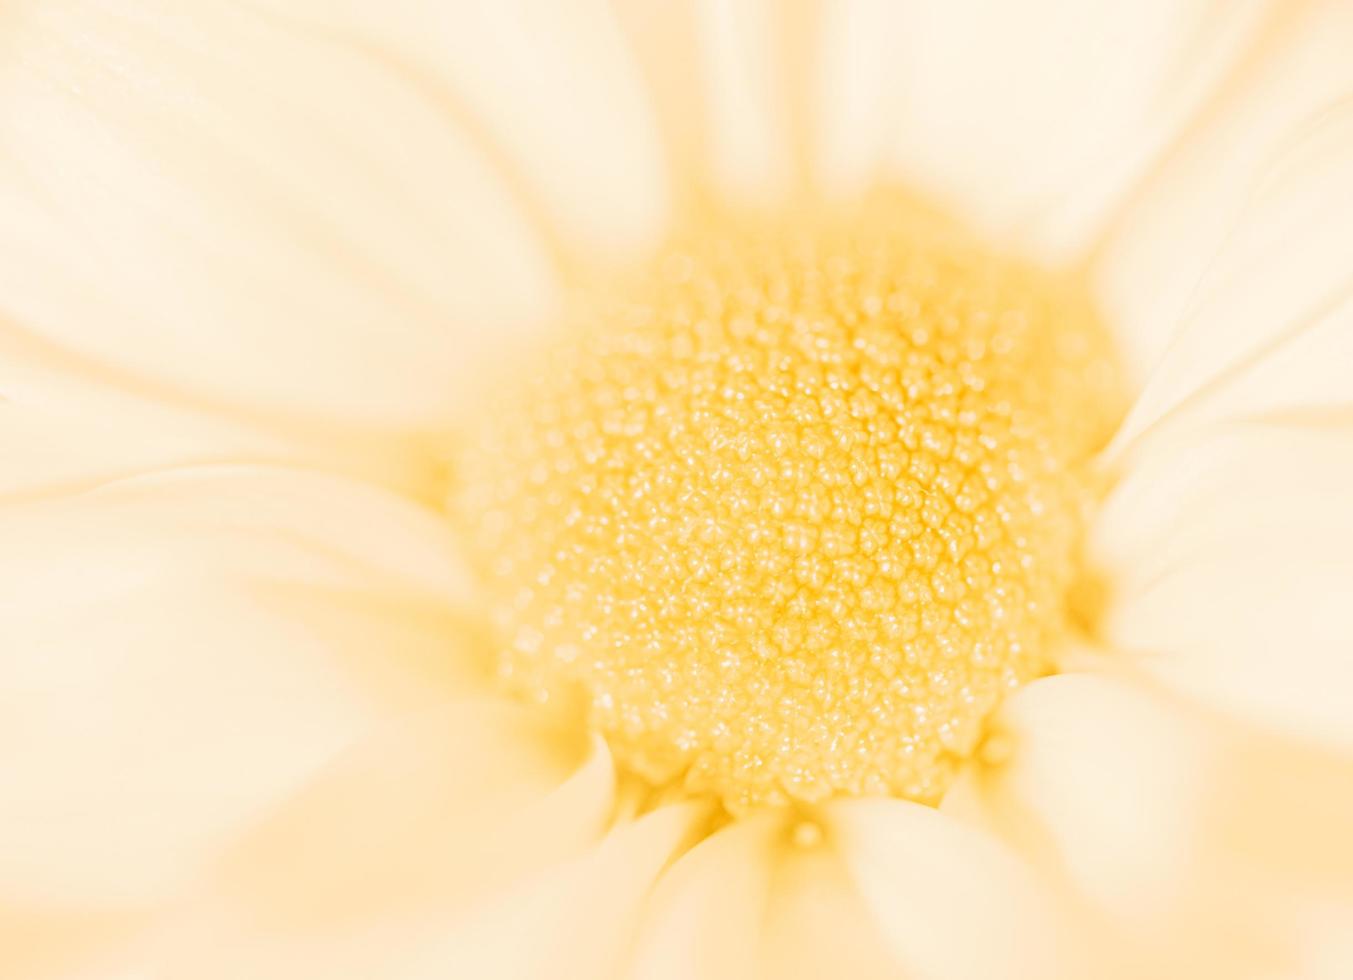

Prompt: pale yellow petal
xmin=624 ymin=816 xmax=774 ymax=980
xmin=812 ymin=0 xmax=906 ymax=200
xmin=624 ymin=812 xmax=905 ymax=980
xmin=400 ymin=803 xmax=704 ymax=980
xmin=951 ymin=672 xmax=1353 ymax=975
xmin=0 ymin=465 xmax=482 ymax=905
xmin=882 ymin=0 xmax=1275 ymax=260
xmin=1095 ymin=425 xmax=1353 ymax=750
xmin=0 ymin=0 xmax=559 ymax=428
xmin=1096 ymin=0 xmax=1353 ymax=396
xmin=829 ymin=798 xmax=1094 ymax=980
xmin=694 ymin=0 xmax=795 ymax=204
xmin=945 ymin=676 xmax=1215 ymax=936
xmin=250 ymin=0 xmax=671 ymax=260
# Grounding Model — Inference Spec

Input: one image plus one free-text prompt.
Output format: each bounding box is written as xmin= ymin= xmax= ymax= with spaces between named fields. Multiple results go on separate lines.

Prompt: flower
xmin=3 ymin=1 xmax=1352 ymax=978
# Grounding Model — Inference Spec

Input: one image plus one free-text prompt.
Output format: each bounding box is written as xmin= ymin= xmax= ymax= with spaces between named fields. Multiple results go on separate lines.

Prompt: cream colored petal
xmin=250 ymin=0 xmax=670 ymax=260
xmin=829 ymin=798 xmax=1094 ymax=980
xmin=1096 ymin=0 xmax=1353 ymax=397
xmin=399 ymin=803 xmax=704 ymax=980
xmin=0 ymin=0 xmax=559 ymax=429
xmin=694 ymin=0 xmax=795 ymax=204
xmin=0 ymin=465 xmax=485 ymax=906
xmin=1094 ymin=425 xmax=1353 ymax=750
xmin=951 ymin=672 xmax=1353 ymax=975
xmin=624 ymin=812 xmax=904 ymax=980
xmin=623 ymin=816 xmax=774 ymax=980
xmin=757 ymin=830 xmax=906 ymax=980
xmin=881 ymin=0 xmax=1275 ymax=260
xmin=164 ymin=705 xmax=614 ymax=980
xmin=945 ymin=676 xmax=1215 ymax=936
xmin=813 ymin=0 xmax=907 ymax=200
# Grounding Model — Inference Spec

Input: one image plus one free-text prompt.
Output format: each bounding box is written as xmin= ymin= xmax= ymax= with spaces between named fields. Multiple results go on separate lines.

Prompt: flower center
xmin=451 ymin=195 xmax=1123 ymax=813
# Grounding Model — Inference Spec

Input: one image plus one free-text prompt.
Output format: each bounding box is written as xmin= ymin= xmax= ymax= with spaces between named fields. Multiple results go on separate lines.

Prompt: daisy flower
xmin=3 ymin=1 xmax=1352 ymax=978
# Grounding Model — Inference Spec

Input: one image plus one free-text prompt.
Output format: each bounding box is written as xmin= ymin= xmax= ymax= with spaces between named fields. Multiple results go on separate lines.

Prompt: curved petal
xmin=399 ymin=803 xmax=704 ymax=980
xmin=162 ymin=705 xmax=614 ymax=980
xmin=1094 ymin=425 xmax=1353 ymax=751
xmin=950 ymin=672 xmax=1353 ymax=974
xmin=878 ymin=0 xmax=1276 ymax=260
xmin=0 ymin=0 xmax=559 ymax=429
xmin=1096 ymin=0 xmax=1353 ymax=397
xmin=830 ymin=797 xmax=1097 ymax=980
xmin=624 ymin=812 xmax=904 ymax=980
xmin=251 ymin=0 xmax=671 ymax=260
xmin=623 ymin=816 xmax=774 ymax=980
xmin=945 ymin=676 xmax=1217 ymax=933
xmin=0 ymin=464 xmax=485 ymax=906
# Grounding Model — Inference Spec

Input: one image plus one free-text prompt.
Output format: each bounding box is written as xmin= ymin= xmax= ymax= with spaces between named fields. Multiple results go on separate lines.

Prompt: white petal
xmin=402 ymin=803 xmax=704 ymax=980
xmin=0 ymin=465 xmax=483 ymax=905
xmin=1095 ymin=425 xmax=1353 ymax=750
xmin=883 ymin=0 xmax=1274 ymax=260
xmin=830 ymin=798 xmax=1093 ymax=980
xmin=0 ymin=0 xmax=559 ymax=428
xmin=1096 ymin=0 xmax=1353 ymax=398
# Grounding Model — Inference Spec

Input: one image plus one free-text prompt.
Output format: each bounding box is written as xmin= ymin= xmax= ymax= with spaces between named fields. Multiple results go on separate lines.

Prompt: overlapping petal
xmin=1095 ymin=0 xmax=1353 ymax=391
xmin=0 ymin=464 xmax=484 ymax=906
xmin=0 ymin=0 xmax=560 ymax=429
xmin=831 ymin=0 xmax=1277 ymax=259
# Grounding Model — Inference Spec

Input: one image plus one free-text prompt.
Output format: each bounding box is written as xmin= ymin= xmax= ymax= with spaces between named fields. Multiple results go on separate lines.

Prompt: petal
xmin=623 ymin=816 xmax=774 ymax=980
xmin=945 ymin=676 xmax=1216 ymax=933
xmin=1096 ymin=0 xmax=1353 ymax=397
xmin=757 ymin=829 xmax=906 ymax=980
xmin=400 ymin=803 xmax=704 ymax=980
xmin=693 ymin=0 xmax=796 ymax=204
xmin=253 ymin=0 xmax=671 ymax=260
xmin=828 ymin=798 xmax=1094 ymax=980
xmin=0 ymin=0 xmax=559 ymax=429
xmin=881 ymin=0 xmax=1276 ymax=260
xmin=167 ymin=706 xmax=614 ymax=980
xmin=812 ymin=0 xmax=907 ymax=199
xmin=951 ymin=672 xmax=1353 ymax=973
xmin=1094 ymin=425 xmax=1353 ymax=750
xmin=0 ymin=464 xmax=483 ymax=905
xmin=624 ymin=813 xmax=904 ymax=980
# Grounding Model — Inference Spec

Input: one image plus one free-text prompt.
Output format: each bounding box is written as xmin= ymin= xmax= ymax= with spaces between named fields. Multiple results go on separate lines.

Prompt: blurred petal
xmin=0 ymin=0 xmax=559 ymax=429
xmin=757 ymin=829 xmax=905 ymax=980
xmin=830 ymin=798 xmax=1094 ymax=980
xmin=254 ymin=0 xmax=670 ymax=260
xmin=881 ymin=0 xmax=1275 ymax=260
xmin=168 ymin=706 xmax=614 ymax=979
xmin=0 ymin=465 xmax=483 ymax=905
xmin=1096 ymin=0 xmax=1353 ymax=394
xmin=812 ymin=0 xmax=906 ymax=199
xmin=694 ymin=0 xmax=795 ymax=204
xmin=947 ymin=676 xmax=1216 ymax=932
xmin=402 ymin=803 xmax=704 ymax=980
xmin=950 ymin=672 xmax=1353 ymax=975
xmin=624 ymin=816 xmax=773 ymax=980
xmin=625 ymin=813 xmax=903 ymax=980
xmin=1094 ymin=425 xmax=1353 ymax=751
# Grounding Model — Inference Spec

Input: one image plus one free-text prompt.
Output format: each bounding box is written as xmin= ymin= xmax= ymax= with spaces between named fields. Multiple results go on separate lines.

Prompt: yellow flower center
xmin=451 ymin=195 xmax=1123 ymax=813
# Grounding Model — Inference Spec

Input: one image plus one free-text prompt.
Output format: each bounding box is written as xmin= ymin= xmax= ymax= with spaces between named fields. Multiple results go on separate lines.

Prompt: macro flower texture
xmin=4 ymin=0 xmax=1353 ymax=977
